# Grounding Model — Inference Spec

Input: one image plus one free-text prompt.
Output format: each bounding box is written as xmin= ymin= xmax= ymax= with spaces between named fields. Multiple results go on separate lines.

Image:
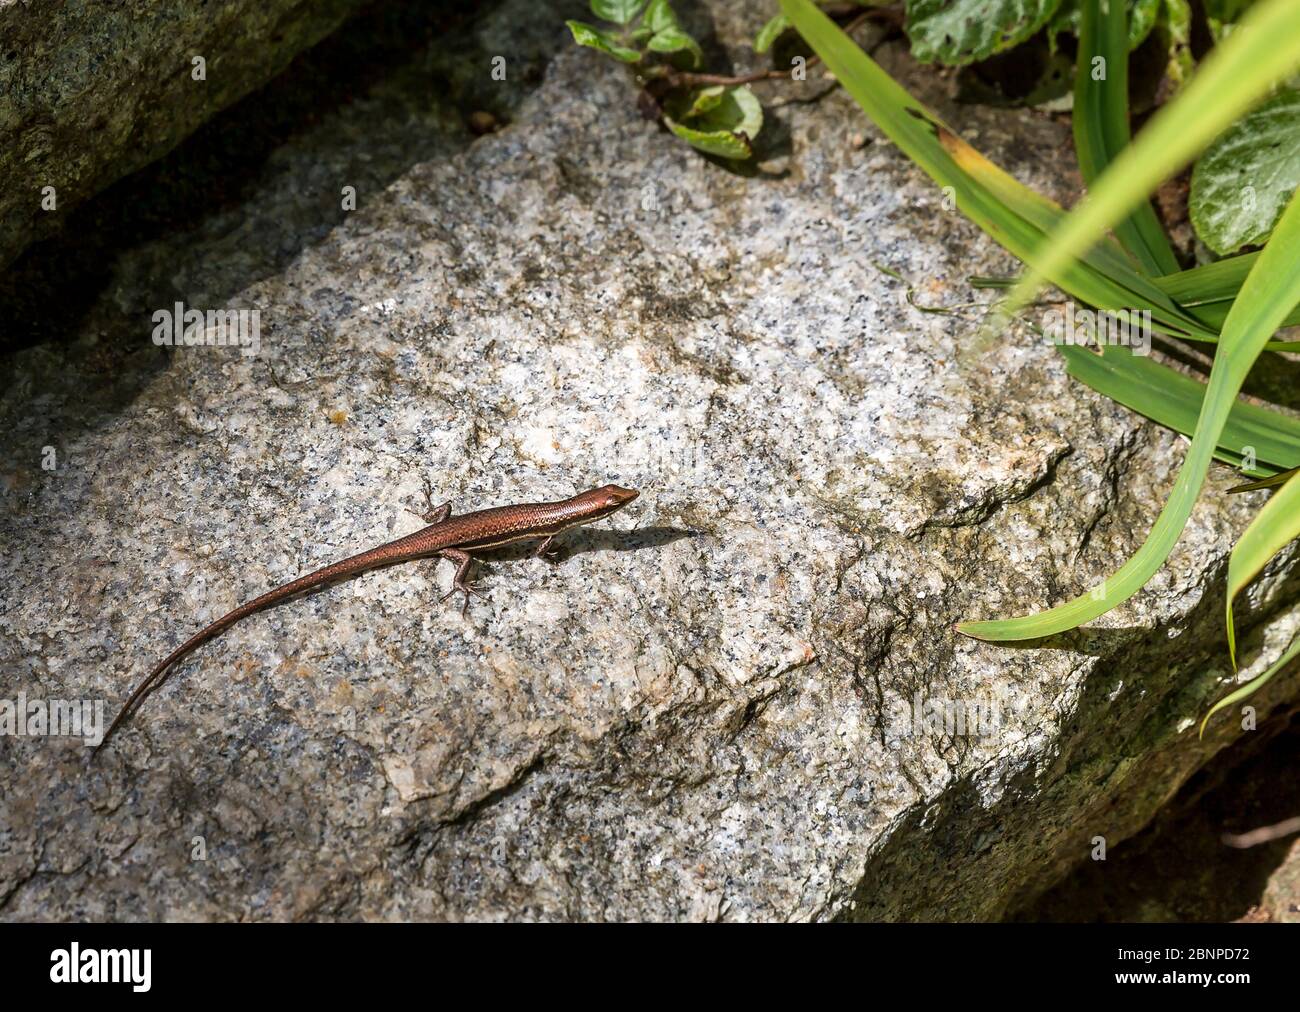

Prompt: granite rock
xmin=0 ymin=0 xmax=373 ymax=271
xmin=2 ymin=0 xmax=1298 ymax=921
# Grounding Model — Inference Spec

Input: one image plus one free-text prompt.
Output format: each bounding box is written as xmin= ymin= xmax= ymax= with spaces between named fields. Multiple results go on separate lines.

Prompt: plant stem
xmin=656 ymin=8 xmax=897 ymax=90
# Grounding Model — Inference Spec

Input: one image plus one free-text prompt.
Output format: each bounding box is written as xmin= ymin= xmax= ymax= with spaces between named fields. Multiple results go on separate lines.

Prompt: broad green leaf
xmin=647 ymin=26 xmax=703 ymax=66
xmin=990 ymin=0 xmax=1300 ymax=328
xmin=664 ymin=121 xmax=752 ymax=158
xmin=566 ymin=21 xmax=642 ymax=62
xmin=1200 ymin=631 xmax=1300 ymax=738
xmin=755 ymin=13 xmax=792 ymax=53
xmin=590 ymin=0 xmax=647 ymax=24
xmin=1190 ymin=87 xmax=1300 ymax=255
xmin=641 ymin=0 xmax=678 ymax=32
xmin=959 ymin=184 xmax=1300 ymax=641
xmin=1225 ymin=469 xmax=1300 ymax=667
xmin=664 ymin=86 xmax=763 ymax=159
xmin=1060 ymin=345 xmax=1300 ymax=477
xmin=1073 ymin=0 xmax=1179 ymax=274
xmin=905 ymin=0 xmax=1064 ymax=66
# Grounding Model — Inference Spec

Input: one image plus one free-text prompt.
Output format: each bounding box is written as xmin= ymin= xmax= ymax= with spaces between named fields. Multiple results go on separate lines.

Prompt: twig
xmin=1222 ymin=816 xmax=1300 ymax=849
xmin=657 ymin=8 xmax=897 ymax=90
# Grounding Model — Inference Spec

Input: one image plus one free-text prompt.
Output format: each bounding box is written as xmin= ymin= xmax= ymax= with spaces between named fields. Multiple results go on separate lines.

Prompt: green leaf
xmin=665 ymin=121 xmax=753 ymax=158
xmin=590 ymin=0 xmax=647 ymax=24
xmin=641 ymin=0 xmax=678 ymax=32
xmin=1225 ymin=469 xmax=1300 ymax=667
xmin=566 ymin=20 xmax=642 ymax=62
xmin=680 ymin=86 xmax=725 ymax=118
xmin=905 ymin=0 xmax=1064 ymax=66
xmin=1230 ymin=466 xmax=1300 ymax=493
xmin=755 ymin=13 xmax=792 ymax=53
xmin=647 ymin=26 xmax=703 ymax=66
xmin=1073 ymin=0 xmax=1179 ymax=274
xmin=665 ymin=85 xmax=763 ymax=159
xmin=1190 ymin=87 xmax=1300 ymax=255
xmin=1128 ymin=0 xmax=1162 ymax=47
xmin=1200 ymin=631 xmax=1300 ymax=738
xmin=959 ymin=183 xmax=1300 ymax=641
xmin=778 ymin=0 xmax=1300 ymax=653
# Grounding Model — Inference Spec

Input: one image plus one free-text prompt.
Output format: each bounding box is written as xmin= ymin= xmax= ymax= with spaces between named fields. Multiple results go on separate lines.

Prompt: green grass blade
xmin=1073 ymin=0 xmax=1179 ymax=275
xmin=1225 ymin=469 xmax=1300 ymax=667
xmin=1155 ymin=255 xmax=1300 ymax=331
xmin=971 ymin=257 xmax=1300 ymax=333
xmin=1157 ymin=253 xmax=1259 ymax=304
xmin=1230 ymin=466 xmax=1300 ymax=493
xmin=1199 ymin=631 xmax=1300 ymax=739
xmin=992 ymin=0 xmax=1300 ymax=324
xmin=777 ymin=0 xmax=1218 ymax=343
xmin=1061 ymin=346 xmax=1300 ymax=476
xmin=960 ymin=185 xmax=1300 ymax=640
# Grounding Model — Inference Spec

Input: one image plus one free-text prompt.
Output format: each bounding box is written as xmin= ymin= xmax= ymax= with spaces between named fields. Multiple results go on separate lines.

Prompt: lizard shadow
xmin=476 ymin=525 xmax=699 ymax=566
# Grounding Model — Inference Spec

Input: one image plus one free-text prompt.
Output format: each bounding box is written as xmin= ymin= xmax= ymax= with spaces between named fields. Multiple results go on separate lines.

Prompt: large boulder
xmin=0 ymin=0 xmax=372 ymax=270
xmin=2 ymin=0 xmax=1297 ymax=920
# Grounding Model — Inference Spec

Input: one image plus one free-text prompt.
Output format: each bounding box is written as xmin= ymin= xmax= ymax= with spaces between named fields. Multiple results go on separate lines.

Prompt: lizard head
xmin=582 ymin=484 xmax=639 ymax=515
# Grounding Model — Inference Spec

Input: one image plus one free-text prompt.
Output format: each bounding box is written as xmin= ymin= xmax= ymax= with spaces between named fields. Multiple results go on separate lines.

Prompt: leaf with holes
xmin=664 ymin=85 xmax=763 ymax=159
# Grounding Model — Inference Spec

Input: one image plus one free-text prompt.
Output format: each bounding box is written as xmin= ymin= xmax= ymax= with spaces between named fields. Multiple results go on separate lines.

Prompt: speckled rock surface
xmin=0 ymin=0 xmax=370 ymax=271
xmin=3 ymin=0 xmax=1299 ymax=921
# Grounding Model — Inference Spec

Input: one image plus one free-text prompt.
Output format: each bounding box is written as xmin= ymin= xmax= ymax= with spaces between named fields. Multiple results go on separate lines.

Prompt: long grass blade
xmin=1073 ymin=0 xmax=1179 ymax=275
xmin=1230 ymin=466 xmax=1300 ymax=493
xmin=960 ymin=186 xmax=1300 ymax=640
xmin=1200 ymin=632 xmax=1300 ymax=739
xmin=1155 ymin=255 xmax=1300 ymax=332
xmin=777 ymin=0 xmax=1218 ymax=344
xmin=1061 ymin=346 xmax=1300 ymax=476
xmin=1225 ymin=469 xmax=1300 ymax=667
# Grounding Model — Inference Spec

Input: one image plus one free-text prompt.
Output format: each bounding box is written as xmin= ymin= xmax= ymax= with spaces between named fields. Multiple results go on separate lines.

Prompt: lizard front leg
xmin=437 ymin=548 xmax=487 ymax=615
xmin=533 ymin=535 xmax=562 ymax=563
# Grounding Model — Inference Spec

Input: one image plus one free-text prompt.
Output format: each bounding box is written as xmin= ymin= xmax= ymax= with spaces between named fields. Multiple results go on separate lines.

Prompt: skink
xmin=101 ymin=483 xmax=639 ymax=748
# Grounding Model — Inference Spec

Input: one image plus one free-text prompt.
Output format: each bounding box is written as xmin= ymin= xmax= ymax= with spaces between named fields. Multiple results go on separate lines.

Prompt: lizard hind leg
xmin=437 ymin=548 xmax=487 ymax=616
xmin=410 ymin=476 xmax=453 ymax=525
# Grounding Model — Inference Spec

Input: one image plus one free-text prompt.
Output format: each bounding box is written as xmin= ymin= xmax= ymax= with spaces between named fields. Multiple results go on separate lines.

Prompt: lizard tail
xmin=97 ymin=543 xmax=422 ymax=753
